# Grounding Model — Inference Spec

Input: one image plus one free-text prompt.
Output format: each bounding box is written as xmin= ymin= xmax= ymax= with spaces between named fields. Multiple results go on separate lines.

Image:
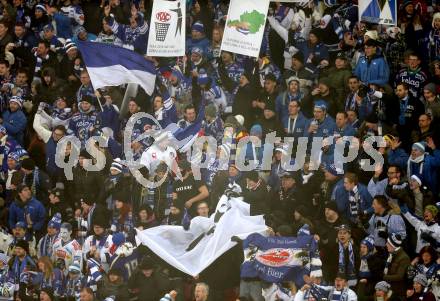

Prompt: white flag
xmin=147 ymin=0 xmax=186 ymax=57
xmin=221 ymin=0 xmax=270 ymax=58
xmin=136 ymin=194 xmax=268 ymax=276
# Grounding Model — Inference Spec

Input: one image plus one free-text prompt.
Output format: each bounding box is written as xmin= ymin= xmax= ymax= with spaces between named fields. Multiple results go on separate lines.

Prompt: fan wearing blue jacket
xmin=354 ymin=39 xmax=390 ymax=87
xmin=332 ymin=172 xmax=373 ymax=224
xmin=283 ymin=99 xmax=309 ymax=140
xmin=307 ymin=100 xmax=336 ymax=139
xmin=388 ymin=140 xmax=440 ymax=196
xmin=2 ymin=96 xmax=27 ymax=146
xmin=8 ymin=184 xmax=46 ymax=233
xmin=186 ymin=22 xmax=212 ymax=59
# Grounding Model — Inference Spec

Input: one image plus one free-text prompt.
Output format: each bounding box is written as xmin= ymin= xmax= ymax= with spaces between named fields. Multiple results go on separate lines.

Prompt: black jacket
xmin=242 ymin=180 xmax=270 ymax=216
xmin=69 ymin=166 xmax=104 ymax=206
xmin=233 ymin=83 xmax=257 ymax=130
xmin=128 ymin=269 xmax=172 ymax=301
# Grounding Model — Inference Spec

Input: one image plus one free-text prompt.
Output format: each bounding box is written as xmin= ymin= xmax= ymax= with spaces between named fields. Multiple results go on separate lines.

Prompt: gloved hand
xmin=420 ymin=231 xmax=436 ymax=244
xmin=37 ymin=101 xmax=48 ymax=113
xmin=378 ymin=230 xmax=388 ymax=239
xmin=399 ymin=203 xmax=409 ymax=214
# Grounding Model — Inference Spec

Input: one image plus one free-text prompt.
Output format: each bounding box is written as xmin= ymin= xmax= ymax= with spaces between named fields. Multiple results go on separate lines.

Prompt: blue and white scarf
xmin=39 ymin=233 xmax=58 ymax=258
xmin=348 ymin=186 xmax=360 ymax=219
xmin=338 ymin=241 xmax=356 ymax=285
xmin=34 ymin=53 xmax=49 ymax=79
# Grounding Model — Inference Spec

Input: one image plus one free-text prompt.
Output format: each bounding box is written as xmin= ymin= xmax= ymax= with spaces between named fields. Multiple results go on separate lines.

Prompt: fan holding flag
xmin=76 ymin=40 xmax=156 ymax=96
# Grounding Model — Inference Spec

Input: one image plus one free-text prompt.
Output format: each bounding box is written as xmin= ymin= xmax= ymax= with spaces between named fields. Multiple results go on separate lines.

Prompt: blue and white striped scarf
xmin=338 ymin=241 xmax=356 ymax=285
xmin=34 ymin=53 xmax=49 ymax=79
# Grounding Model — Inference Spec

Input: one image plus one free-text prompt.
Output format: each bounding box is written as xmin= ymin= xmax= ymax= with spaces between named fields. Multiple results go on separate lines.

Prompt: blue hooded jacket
xmin=388 ymin=148 xmax=440 ymax=195
xmin=2 ymin=109 xmax=27 ymax=145
xmin=354 ymin=53 xmax=390 ymax=86
xmin=9 ymin=197 xmax=46 ymax=231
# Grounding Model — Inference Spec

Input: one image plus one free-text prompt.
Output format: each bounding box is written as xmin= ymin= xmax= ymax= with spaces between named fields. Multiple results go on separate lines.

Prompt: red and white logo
xmin=156 ymin=11 xmax=171 ymax=22
xmin=255 ymin=248 xmax=294 ymax=267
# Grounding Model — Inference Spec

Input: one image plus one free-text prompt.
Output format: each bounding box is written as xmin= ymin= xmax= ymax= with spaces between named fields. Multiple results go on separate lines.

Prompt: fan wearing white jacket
xmin=400 ymin=204 xmax=440 ymax=252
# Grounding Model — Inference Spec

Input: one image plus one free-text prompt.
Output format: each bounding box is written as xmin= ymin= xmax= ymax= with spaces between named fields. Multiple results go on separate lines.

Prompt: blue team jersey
xmin=109 ymin=248 xmax=141 ymax=281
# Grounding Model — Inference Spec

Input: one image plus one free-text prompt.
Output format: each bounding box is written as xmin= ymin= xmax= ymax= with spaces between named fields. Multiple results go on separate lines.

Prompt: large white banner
xmin=220 ymin=0 xmax=270 ymax=58
xmin=359 ymin=0 xmax=397 ymax=25
xmin=137 ymin=194 xmax=267 ymax=276
xmin=147 ymin=0 xmax=186 ymax=57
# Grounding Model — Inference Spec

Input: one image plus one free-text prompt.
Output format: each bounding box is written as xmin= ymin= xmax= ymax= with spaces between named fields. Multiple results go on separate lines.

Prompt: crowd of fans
xmin=0 ymin=0 xmax=438 ymax=300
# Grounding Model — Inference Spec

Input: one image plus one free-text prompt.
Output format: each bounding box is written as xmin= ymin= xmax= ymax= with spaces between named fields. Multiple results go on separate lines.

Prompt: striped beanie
xmin=9 ymin=96 xmax=23 ymax=108
xmin=412 ymin=142 xmax=426 ymax=153
xmin=387 ymin=233 xmax=403 ymax=249
xmin=110 ymin=158 xmax=124 ymax=173
xmin=64 ymin=39 xmax=77 ymax=53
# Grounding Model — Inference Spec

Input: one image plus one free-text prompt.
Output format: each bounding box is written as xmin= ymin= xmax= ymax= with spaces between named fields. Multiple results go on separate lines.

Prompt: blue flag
xmin=241 ymin=233 xmax=322 ymax=283
xmin=77 ymin=41 xmax=156 ymax=95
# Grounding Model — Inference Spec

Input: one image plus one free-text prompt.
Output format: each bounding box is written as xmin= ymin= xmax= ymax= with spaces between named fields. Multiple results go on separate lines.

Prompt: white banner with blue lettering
xmin=136 ymin=193 xmax=268 ymax=276
xmin=359 ymin=0 xmax=397 ymax=25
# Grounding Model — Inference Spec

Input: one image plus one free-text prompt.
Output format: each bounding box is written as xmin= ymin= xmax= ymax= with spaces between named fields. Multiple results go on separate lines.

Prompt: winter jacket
xmin=233 ymin=83 xmax=258 ymax=129
xmin=22 ymin=168 xmax=52 ymax=205
xmin=406 ymin=291 xmax=436 ymax=301
xmin=69 ymin=166 xmax=104 ymax=206
xmin=203 ymin=117 xmax=224 ymax=145
xmin=295 ymin=41 xmax=329 ymax=67
xmin=402 ymin=208 xmax=440 ymax=252
xmin=367 ymin=212 xmax=406 ymax=247
xmin=388 ymin=148 xmax=440 ymax=195
xmin=276 ymin=90 xmax=306 ymax=124
xmin=31 ymin=268 xmax=64 ymax=297
xmin=424 ymin=96 xmax=440 ymax=124
xmin=323 ymin=67 xmax=352 ymax=102
xmin=128 ymin=269 xmax=172 ymax=301
xmin=8 ymin=197 xmax=46 ymax=231
xmin=2 ymin=109 xmax=27 ymax=145
xmin=40 ymin=79 xmax=67 ymax=104
xmin=308 ymin=115 xmax=336 ymax=139
xmin=99 ymin=103 xmax=120 ymax=136
xmin=97 ymin=277 xmax=130 ymax=301
xmin=186 ymin=37 xmax=212 ymax=58
xmin=242 ymin=180 xmax=270 ymax=216
xmin=332 ymin=180 xmax=373 ymax=223
xmin=282 ymin=112 xmax=309 ymax=139
xmin=383 ymin=248 xmax=411 ymax=297
xmin=33 ymin=112 xmax=62 ymax=180
xmin=354 ymin=54 xmax=390 ymax=87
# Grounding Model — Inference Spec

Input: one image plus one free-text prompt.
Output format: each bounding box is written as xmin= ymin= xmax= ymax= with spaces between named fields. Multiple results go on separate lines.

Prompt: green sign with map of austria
xmin=227 ymin=10 xmax=265 ymax=35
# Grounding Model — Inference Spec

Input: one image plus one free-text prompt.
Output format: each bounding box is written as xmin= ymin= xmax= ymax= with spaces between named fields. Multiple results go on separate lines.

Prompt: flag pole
xmin=120 ymin=83 xmax=139 ymax=117
xmin=94 ymin=90 xmax=104 ymax=112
